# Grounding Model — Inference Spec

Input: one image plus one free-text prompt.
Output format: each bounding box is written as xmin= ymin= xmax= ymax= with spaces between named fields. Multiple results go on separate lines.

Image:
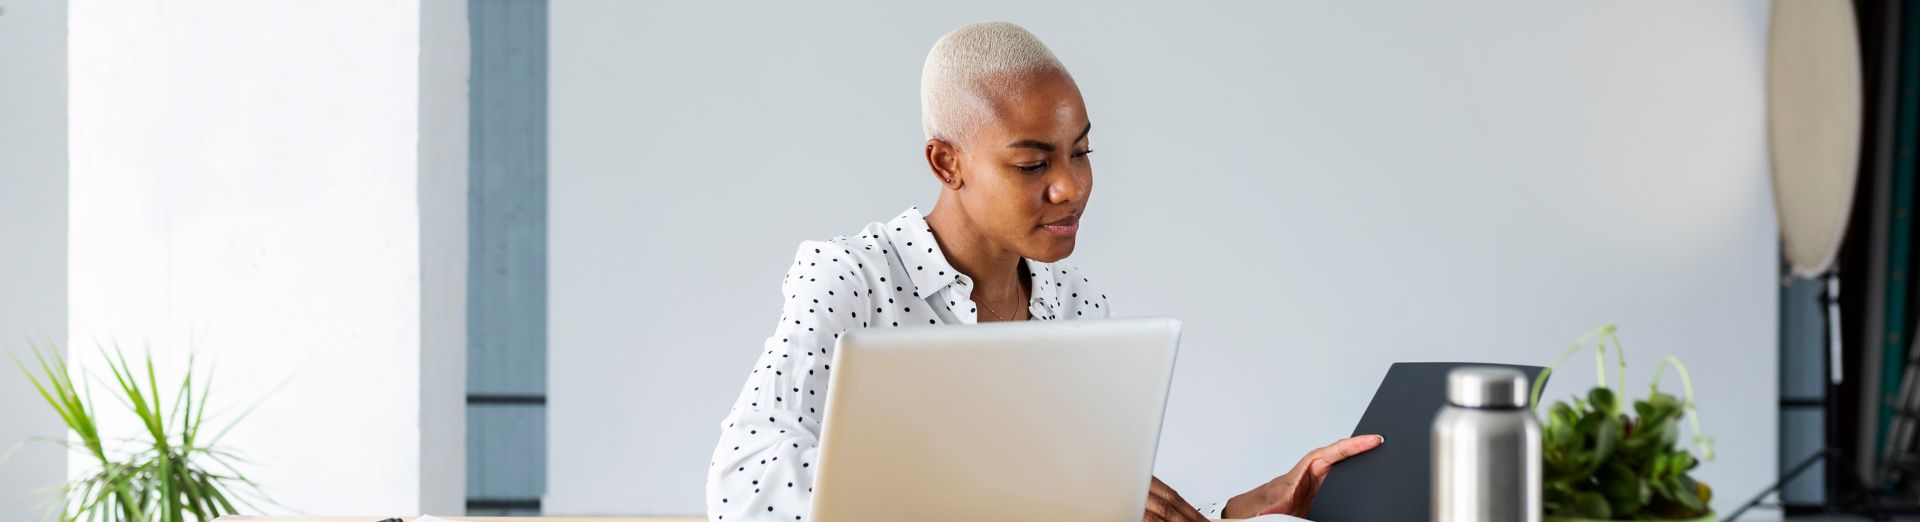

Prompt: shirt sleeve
xmin=707 ymin=242 xmax=868 ymax=522
xmin=1198 ymin=500 xmax=1225 ymax=518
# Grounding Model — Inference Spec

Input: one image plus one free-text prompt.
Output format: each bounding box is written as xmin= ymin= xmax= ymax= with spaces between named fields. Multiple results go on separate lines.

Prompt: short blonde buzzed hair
xmin=920 ymin=21 xmax=1073 ymax=143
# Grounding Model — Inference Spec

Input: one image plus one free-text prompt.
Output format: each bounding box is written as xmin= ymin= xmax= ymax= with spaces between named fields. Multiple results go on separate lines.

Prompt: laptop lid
xmin=810 ymin=317 xmax=1181 ymax=521
xmin=1307 ymin=362 xmax=1547 ymax=522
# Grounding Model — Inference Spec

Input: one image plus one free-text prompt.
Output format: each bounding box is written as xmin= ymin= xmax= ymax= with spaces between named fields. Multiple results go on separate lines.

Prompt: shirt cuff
xmin=1198 ymin=498 xmax=1225 ymax=519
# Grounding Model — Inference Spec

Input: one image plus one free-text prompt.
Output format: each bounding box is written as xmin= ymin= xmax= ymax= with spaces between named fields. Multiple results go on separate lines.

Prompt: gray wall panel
xmin=468 ymin=404 xmax=549 ymax=500
xmin=467 ymin=0 xmax=548 ymax=510
xmin=469 ymin=0 xmax=549 ymax=398
xmin=1781 ymin=278 xmax=1827 ymax=400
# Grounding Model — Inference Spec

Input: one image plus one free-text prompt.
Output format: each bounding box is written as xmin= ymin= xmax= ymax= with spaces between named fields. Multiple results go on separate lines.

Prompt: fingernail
xmin=1377 ymin=435 xmax=1386 ymax=444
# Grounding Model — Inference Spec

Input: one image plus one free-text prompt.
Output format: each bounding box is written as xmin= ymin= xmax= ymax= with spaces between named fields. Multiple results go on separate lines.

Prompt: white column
xmin=0 ymin=0 xmax=68 ymax=520
xmin=67 ymin=0 xmax=466 ymax=515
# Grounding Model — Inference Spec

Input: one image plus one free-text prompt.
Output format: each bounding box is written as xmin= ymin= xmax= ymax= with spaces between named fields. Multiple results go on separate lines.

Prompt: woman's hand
xmin=1222 ymin=435 xmax=1384 ymax=519
xmin=1143 ymin=475 xmax=1209 ymax=522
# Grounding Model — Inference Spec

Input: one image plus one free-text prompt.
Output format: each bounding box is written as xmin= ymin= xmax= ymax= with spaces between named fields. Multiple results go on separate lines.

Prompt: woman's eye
xmin=1017 ymin=162 xmax=1047 ymax=173
xmin=1071 ymin=149 xmax=1094 ymax=159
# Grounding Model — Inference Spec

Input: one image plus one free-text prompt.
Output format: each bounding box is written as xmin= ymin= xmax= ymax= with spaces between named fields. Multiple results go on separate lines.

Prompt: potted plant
xmin=9 ymin=343 xmax=267 ymax=522
xmin=1530 ymin=325 xmax=1716 ymax=522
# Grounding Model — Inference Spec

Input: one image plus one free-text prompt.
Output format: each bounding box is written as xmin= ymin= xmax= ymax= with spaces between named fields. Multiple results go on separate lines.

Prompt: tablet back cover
xmin=1306 ymin=362 xmax=1545 ymax=522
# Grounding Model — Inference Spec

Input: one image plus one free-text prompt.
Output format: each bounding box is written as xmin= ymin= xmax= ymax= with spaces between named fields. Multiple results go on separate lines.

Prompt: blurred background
xmin=0 ymin=0 xmax=1903 ymax=520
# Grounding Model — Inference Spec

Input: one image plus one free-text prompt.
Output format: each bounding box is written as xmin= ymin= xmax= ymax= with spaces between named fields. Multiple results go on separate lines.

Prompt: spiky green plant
xmin=11 ymin=342 xmax=267 ymax=522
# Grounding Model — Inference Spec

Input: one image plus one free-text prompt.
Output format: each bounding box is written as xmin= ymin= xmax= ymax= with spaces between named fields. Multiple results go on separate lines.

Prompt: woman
xmin=706 ymin=21 xmax=1380 ymax=522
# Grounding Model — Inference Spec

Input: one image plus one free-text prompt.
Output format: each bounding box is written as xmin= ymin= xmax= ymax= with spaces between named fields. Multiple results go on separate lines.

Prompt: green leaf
xmin=1671 ymin=451 xmax=1697 ymax=473
xmin=1588 ymin=387 xmax=1619 ymax=418
xmin=13 ymin=340 xmax=267 ymax=522
xmin=1580 ymin=414 xmax=1620 ymax=478
xmin=1550 ymin=402 xmax=1577 ymax=428
xmin=1598 ymin=462 xmax=1648 ymax=516
xmin=1670 ymin=475 xmax=1705 ymax=512
xmin=1572 ymin=491 xmax=1613 ymax=520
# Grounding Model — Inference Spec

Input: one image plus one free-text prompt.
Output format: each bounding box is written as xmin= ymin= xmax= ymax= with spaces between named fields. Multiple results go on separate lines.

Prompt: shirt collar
xmin=888 ymin=207 xmax=1063 ymax=315
xmin=888 ymin=208 xmax=963 ymax=298
xmin=1025 ymin=259 xmax=1061 ymax=316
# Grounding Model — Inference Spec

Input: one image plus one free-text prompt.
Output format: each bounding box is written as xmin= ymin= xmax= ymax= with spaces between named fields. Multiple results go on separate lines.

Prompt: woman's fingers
xmin=1168 ymin=493 xmax=1207 ymax=522
xmin=1250 ymin=438 xmax=1387 ymax=519
xmin=1305 ymin=434 xmax=1384 ymax=469
xmin=1144 ymin=477 xmax=1172 ymax=521
xmin=1146 ymin=495 xmax=1189 ymax=520
xmin=1288 ymin=436 xmax=1384 ymax=508
xmin=1299 ymin=459 xmax=1330 ymax=502
xmin=1147 ymin=500 xmax=1203 ymax=522
xmin=1144 ymin=476 xmax=1209 ymax=522
xmin=1144 ymin=495 xmax=1170 ymax=521
xmin=1282 ymin=435 xmax=1381 ymax=479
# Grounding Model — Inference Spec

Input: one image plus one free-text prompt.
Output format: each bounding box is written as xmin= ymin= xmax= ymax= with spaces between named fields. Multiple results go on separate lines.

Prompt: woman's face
xmin=949 ymin=72 xmax=1093 ymax=263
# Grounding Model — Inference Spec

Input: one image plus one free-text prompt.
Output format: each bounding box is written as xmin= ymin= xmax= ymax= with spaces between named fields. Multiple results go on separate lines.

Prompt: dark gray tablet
xmin=1307 ymin=362 xmax=1547 ymax=522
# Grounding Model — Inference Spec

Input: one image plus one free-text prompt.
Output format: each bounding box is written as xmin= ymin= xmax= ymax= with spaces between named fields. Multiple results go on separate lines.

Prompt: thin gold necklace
xmin=978 ymin=262 xmax=1029 ymax=321
xmin=980 ymin=295 xmax=1027 ymax=321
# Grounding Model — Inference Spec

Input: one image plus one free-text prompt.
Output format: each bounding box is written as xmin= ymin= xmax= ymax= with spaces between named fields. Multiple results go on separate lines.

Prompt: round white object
xmin=1769 ymin=0 xmax=1864 ymax=279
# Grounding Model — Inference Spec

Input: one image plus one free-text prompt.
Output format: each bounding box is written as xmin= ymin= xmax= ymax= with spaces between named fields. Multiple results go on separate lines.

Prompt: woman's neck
xmin=925 ymin=202 xmax=1028 ymax=303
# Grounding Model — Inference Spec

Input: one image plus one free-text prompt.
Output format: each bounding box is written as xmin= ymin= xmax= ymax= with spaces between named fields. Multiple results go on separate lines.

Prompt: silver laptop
xmin=809 ymin=317 xmax=1183 ymax=521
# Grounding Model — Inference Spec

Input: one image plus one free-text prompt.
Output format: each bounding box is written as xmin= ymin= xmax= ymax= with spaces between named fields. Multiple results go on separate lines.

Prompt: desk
xmin=217 ymin=514 xmax=710 ymax=518
xmin=216 ymin=517 xmax=1241 ymax=521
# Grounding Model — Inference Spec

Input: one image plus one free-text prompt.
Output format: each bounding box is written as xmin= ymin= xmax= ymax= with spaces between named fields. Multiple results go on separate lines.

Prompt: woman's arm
xmin=706 ymin=242 xmax=868 ymax=522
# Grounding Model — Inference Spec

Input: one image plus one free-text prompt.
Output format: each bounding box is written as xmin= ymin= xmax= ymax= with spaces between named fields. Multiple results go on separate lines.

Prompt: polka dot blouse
xmin=704 ymin=207 xmax=1124 ymax=521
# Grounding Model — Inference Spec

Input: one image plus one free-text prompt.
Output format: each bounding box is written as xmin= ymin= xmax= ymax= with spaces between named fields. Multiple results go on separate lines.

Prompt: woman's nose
xmin=1047 ymin=168 xmax=1088 ymax=205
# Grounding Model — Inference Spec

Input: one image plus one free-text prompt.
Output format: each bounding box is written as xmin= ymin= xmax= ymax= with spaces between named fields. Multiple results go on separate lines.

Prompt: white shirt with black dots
xmin=706 ymin=207 xmax=1202 ymax=521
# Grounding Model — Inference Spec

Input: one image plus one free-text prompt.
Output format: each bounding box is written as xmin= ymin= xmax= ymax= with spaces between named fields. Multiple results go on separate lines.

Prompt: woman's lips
xmin=1040 ymin=216 xmax=1080 ymax=237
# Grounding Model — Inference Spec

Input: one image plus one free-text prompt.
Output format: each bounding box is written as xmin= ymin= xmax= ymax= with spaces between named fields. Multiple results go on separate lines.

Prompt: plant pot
xmin=1544 ymin=512 xmax=1715 ymax=522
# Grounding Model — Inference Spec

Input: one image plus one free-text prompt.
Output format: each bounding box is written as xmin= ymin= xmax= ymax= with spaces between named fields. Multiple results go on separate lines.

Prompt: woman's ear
xmin=925 ymin=139 xmax=964 ymax=190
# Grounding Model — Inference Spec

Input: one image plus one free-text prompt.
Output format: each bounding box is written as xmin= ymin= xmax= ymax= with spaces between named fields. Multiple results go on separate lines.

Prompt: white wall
xmin=67 ymin=0 xmax=466 ymax=515
xmin=549 ymin=1 xmax=1776 ymax=515
xmin=0 ymin=0 xmax=68 ymax=519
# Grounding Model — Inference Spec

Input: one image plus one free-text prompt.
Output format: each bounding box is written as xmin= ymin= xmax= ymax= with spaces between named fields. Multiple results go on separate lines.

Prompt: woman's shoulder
xmin=787 ymin=223 xmax=894 ymax=271
xmin=784 ymin=210 xmax=921 ymax=270
xmin=777 ymin=220 xmax=904 ymax=306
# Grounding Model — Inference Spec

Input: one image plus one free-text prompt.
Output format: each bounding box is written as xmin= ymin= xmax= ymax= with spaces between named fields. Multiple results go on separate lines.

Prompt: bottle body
xmin=1432 ymin=403 xmax=1541 ymax=522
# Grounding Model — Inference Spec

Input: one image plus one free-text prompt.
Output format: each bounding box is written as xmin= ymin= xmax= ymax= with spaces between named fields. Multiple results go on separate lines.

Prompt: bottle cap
xmin=1447 ymin=366 xmax=1530 ymax=408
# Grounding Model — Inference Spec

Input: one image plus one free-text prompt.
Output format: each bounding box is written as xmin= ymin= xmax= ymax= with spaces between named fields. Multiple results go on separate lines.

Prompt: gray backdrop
xmin=549 ymin=1 xmax=1778 ymax=514
xmin=0 ymin=0 xmax=66 ymax=519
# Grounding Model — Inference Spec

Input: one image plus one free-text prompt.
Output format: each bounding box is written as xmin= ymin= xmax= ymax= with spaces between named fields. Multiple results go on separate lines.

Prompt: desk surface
xmin=217 ymin=517 xmax=1239 ymax=521
xmin=217 ymin=514 xmax=710 ymax=518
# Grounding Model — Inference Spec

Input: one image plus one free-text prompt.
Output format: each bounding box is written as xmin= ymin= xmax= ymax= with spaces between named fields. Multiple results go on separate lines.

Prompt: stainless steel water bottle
xmin=1432 ymin=366 xmax=1541 ymax=522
